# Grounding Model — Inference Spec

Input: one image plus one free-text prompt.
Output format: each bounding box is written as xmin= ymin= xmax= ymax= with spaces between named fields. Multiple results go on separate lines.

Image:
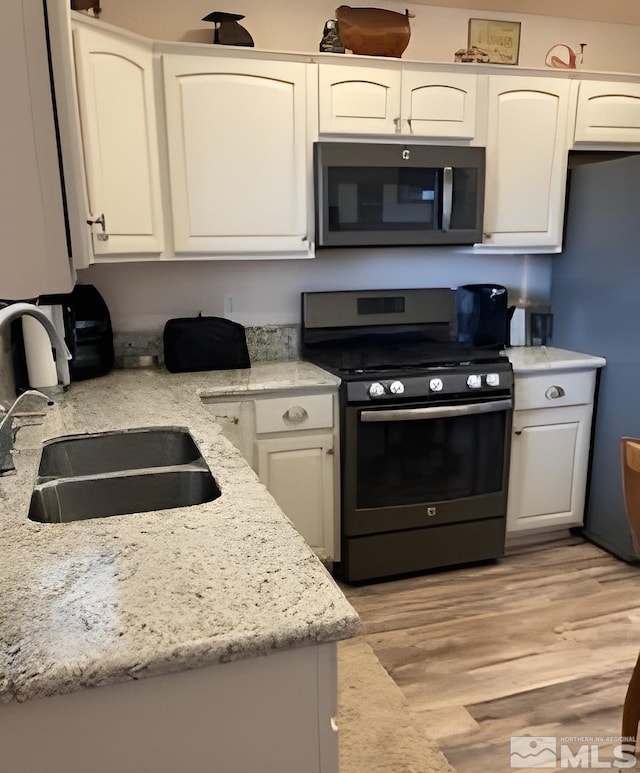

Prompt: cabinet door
xmin=163 ymin=56 xmax=310 ymax=256
xmin=0 ymin=0 xmax=73 ymax=299
xmin=318 ymin=63 xmax=401 ymax=134
xmin=482 ymin=77 xmax=570 ymax=250
xmin=574 ymin=80 xmax=640 ymax=145
xmin=507 ymin=404 xmax=593 ymax=533
xmin=257 ymin=433 xmax=334 ymax=553
xmin=401 ymin=70 xmax=477 ymax=138
xmin=72 ymin=26 xmax=164 ymax=256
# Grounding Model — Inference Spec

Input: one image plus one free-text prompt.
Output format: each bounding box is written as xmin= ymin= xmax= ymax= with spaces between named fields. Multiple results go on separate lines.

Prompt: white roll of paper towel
xmin=22 ymin=306 xmax=63 ymax=388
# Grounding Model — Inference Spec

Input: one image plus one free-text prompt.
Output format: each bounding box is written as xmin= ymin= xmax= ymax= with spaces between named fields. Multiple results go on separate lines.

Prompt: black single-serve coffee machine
xmin=455 ymin=284 xmax=510 ymax=349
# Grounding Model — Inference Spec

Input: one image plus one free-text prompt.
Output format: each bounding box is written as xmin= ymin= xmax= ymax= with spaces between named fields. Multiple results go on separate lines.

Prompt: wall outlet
xmin=223 ymin=296 xmax=233 ymax=318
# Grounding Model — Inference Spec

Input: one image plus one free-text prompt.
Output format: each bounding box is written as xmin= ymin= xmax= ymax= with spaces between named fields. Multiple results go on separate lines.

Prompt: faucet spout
xmin=0 ymin=302 xmax=72 ymax=387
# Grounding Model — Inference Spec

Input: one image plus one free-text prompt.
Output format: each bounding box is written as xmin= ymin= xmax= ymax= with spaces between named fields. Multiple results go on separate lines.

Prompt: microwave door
xmin=315 ymin=143 xmax=485 ymax=248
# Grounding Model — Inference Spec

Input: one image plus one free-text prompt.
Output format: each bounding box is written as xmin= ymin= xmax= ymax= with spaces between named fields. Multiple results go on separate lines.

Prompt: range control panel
xmin=345 ymin=363 xmax=513 ymax=403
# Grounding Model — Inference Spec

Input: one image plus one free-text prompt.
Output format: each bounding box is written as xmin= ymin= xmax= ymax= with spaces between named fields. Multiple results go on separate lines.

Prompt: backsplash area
xmin=114 ymin=324 xmax=300 ymax=367
xmin=245 ymin=325 xmax=299 ymax=361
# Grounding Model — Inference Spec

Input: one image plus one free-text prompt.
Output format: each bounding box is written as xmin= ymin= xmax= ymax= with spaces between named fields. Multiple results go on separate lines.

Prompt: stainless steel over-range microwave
xmin=314 ymin=142 xmax=485 ymax=248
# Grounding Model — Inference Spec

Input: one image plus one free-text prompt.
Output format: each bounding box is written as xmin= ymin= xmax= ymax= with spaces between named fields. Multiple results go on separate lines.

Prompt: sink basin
xmin=29 ymin=426 xmax=221 ymax=523
xmin=37 ymin=427 xmax=204 ymax=480
xmin=29 ymin=468 xmax=220 ymax=523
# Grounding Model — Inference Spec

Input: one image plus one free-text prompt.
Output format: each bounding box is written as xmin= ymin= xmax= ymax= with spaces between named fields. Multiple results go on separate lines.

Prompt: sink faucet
xmin=0 ymin=303 xmax=72 ymax=474
xmin=0 ymin=390 xmax=53 ymax=474
xmin=0 ymin=302 xmax=72 ymax=388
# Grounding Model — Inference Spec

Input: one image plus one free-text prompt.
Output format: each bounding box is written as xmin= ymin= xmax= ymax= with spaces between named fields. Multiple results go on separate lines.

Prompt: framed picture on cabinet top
xmin=467 ymin=18 xmax=521 ymax=65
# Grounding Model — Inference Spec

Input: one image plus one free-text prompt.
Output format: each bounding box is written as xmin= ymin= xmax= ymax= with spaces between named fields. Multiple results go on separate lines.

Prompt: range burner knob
xmin=368 ymin=382 xmax=386 ymax=398
xmin=429 ymin=378 xmax=443 ymax=392
xmin=467 ymin=374 xmax=482 ymax=389
xmin=389 ymin=380 xmax=405 ymax=395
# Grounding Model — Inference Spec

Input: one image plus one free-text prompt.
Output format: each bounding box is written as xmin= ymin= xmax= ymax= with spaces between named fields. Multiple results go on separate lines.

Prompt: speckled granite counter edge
xmin=506 ymin=346 xmax=606 ymax=374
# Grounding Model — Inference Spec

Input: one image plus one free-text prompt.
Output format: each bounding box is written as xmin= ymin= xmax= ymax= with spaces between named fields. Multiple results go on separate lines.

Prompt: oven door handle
xmin=360 ymin=399 xmax=513 ymax=422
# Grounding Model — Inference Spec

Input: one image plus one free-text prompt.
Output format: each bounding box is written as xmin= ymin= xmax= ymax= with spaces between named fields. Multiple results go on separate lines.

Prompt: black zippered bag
xmin=163 ymin=315 xmax=251 ymax=373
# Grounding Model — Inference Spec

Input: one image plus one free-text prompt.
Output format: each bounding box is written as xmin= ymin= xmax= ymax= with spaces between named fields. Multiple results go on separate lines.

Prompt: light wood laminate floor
xmin=342 ymin=532 xmax=640 ymax=772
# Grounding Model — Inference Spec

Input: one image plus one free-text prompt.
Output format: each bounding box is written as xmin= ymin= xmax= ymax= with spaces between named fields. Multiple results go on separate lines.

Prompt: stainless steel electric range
xmin=301 ymin=288 xmax=513 ymax=583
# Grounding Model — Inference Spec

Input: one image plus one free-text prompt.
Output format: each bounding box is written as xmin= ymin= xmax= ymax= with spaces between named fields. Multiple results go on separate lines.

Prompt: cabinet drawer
xmin=514 ymin=370 xmax=596 ymax=411
xmin=254 ymin=394 xmax=334 ymax=434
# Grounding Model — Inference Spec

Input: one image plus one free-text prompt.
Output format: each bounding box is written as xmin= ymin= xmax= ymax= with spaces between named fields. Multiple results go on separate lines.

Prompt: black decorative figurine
xmin=319 ymin=19 xmax=345 ymax=53
xmin=201 ymin=12 xmax=254 ymax=47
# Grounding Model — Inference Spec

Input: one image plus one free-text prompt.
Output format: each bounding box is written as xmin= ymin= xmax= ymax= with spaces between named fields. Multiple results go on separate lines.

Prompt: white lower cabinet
xmin=2 ymin=642 xmax=338 ymax=773
xmin=507 ymin=369 xmax=597 ymax=534
xmin=257 ymin=434 xmax=334 ymax=553
xmin=204 ymin=390 xmax=339 ymax=559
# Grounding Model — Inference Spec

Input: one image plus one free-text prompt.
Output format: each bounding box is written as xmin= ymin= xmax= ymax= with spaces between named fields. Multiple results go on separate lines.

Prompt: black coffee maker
xmin=455 ymin=284 xmax=509 ymax=349
xmin=41 ymin=284 xmax=114 ymax=380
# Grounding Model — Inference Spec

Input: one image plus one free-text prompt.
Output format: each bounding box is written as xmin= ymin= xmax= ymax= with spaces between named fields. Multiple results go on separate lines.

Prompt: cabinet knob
xmin=545 ymin=385 xmax=566 ymax=400
xmin=283 ymin=405 xmax=309 ymax=424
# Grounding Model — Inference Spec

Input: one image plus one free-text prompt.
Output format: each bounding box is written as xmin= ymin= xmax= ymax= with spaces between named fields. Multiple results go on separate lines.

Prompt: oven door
xmin=342 ymin=396 xmax=512 ymax=537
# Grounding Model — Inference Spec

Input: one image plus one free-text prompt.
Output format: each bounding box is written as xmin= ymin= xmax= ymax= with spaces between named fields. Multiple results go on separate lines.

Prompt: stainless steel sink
xmin=36 ymin=427 xmax=204 ymax=480
xmin=29 ymin=427 xmax=221 ymax=523
xmin=29 ymin=468 xmax=219 ymax=523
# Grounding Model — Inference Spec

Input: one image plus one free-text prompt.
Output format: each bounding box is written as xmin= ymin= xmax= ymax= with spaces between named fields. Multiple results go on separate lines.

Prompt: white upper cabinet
xmin=574 ymin=80 xmax=640 ymax=145
xmin=400 ymin=69 xmax=477 ymax=139
xmin=319 ymin=63 xmax=477 ymax=139
xmin=319 ymin=64 xmax=401 ymax=134
xmin=1 ymin=0 xmax=74 ymax=300
xmin=72 ymin=25 xmax=164 ymax=257
xmin=481 ymin=76 xmax=571 ymax=252
xmin=63 ymin=19 xmax=640 ymax=263
xmin=162 ymin=56 xmax=313 ymax=258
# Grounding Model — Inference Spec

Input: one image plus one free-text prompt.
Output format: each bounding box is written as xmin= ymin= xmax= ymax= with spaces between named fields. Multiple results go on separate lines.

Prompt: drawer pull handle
xmin=545 ymin=385 xmax=566 ymax=400
xmin=283 ymin=405 xmax=309 ymax=424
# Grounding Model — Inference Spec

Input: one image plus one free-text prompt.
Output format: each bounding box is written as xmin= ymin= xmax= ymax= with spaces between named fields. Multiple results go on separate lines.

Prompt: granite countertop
xmin=0 ymin=361 xmax=358 ymax=705
xmin=505 ymin=346 xmax=606 ymax=374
